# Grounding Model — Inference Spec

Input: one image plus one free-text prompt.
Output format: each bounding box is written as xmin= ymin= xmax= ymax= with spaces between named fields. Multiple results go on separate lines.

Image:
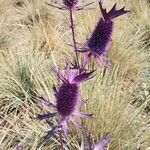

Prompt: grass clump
xmin=0 ymin=0 xmax=150 ymax=150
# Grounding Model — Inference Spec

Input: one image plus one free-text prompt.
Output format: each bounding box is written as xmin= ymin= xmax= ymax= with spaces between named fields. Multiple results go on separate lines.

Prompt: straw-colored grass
xmin=82 ymin=66 xmax=150 ymax=150
xmin=0 ymin=0 xmax=150 ymax=150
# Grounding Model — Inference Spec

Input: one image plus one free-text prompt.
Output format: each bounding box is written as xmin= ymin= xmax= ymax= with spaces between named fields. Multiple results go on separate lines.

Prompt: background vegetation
xmin=0 ymin=0 xmax=150 ymax=149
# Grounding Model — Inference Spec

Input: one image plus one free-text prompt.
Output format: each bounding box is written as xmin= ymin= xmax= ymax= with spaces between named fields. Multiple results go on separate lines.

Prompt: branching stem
xmin=69 ymin=8 xmax=80 ymax=69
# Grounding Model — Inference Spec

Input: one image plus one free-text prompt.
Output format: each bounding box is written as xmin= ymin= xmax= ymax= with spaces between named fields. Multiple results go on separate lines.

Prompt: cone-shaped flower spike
xmin=36 ymin=65 xmax=94 ymax=139
xmin=81 ymin=1 xmax=129 ymax=67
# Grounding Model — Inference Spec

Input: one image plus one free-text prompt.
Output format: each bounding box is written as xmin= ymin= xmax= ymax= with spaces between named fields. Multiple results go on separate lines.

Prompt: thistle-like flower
xmin=63 ymin=0 xmax=78 ymax=9
xmin=80 ymin=1 xmax=129 ymax=67
xmin=45 ymin=0 xmax=94 ymax=11
xmin=36 ymin=65 xmax=94 ymax=139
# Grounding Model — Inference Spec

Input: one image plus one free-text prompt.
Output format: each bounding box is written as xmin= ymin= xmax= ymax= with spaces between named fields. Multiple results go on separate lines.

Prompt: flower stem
xmin=69 ymin=8 xmax=80 ymax=69
xmin=59 ymin=130 xmax=64 ymax=150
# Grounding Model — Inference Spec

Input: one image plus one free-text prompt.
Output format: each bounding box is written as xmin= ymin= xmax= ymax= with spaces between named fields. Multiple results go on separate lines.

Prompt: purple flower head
xmin=36 ymin=65 xmax=94 ymax=139
xmin=88 ymin=1 xmax=128 ymax=55
xmin=78 ymin=1 xmax=129 ymax=67
xmin=54 ymin=65 xmax=94 ymax=117
xmin=45 ymin=0 xmax=94 ymax=11
xmin=63 ymin=0 xmax=78 ymax=9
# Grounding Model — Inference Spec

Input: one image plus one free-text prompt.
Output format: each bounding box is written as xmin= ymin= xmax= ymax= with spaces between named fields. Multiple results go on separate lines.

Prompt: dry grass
xmin=0 ymin=0 xmax=150 ymax=150
xmin=82 ymin=66 xmax=150 ymax=149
